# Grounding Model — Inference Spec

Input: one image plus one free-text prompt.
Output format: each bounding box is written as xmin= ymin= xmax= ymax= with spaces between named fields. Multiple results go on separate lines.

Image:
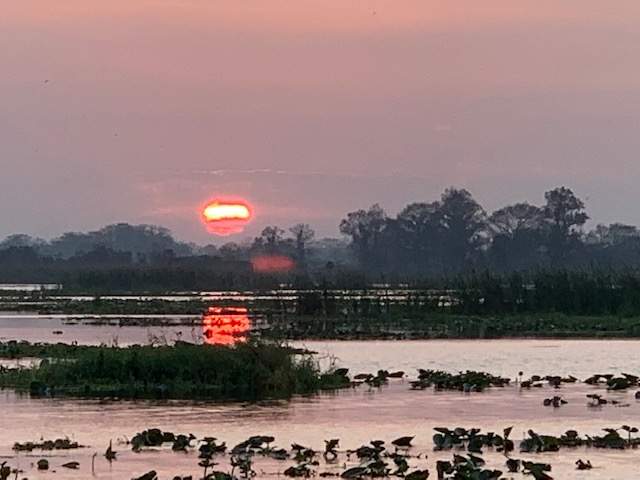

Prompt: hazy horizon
xmin=3 ymin=1 xmax=640 ymax=243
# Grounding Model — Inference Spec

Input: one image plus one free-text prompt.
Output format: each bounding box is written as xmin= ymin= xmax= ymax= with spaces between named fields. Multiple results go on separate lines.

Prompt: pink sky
xmin=2 ymin=1 xmax=640 ymax=243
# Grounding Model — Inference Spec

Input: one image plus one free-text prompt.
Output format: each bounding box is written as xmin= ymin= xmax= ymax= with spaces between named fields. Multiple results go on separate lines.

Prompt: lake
xmin=2 ymin=315 xmax=640 ymax=479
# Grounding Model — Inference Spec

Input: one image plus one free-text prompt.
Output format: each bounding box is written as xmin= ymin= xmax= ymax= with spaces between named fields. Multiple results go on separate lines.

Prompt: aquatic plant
xmin=105 ymin=440 xmax=117 ymax=461
xmin=0 ymin=462 xmax=11 ymax=480
xmin=436 ymin=453 xmax=500 ymax=479
xmin=432 ymin=427 xmax=513 ymax=455
xmin=575 ymin=459 xmax=592 ymax=470
xmin=412 ymin=370 xmax=510 ymax=392
xmin=130 ymin=429 xmax=186 ymax=451
xmin=199 ymin=438 xmax=228 ymax=459
xmin=132 ymin=471 xmax=158 ymax=480
xmin=520 ymin=430 xmax=561 ymax=453
xmin=13 ymin=437 xmax=83 ymax=451
xmin=542 ymin=396 xmax=567 ymax=407
xmin=230 ymin=453 xmax=255 ymax=479
xmin=521 ymin=461 xmax=552 ymax=480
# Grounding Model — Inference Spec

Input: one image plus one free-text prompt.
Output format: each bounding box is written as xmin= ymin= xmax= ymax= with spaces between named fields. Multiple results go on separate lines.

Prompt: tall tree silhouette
xmin=543 ymin=187 xmax=588 ymax=263
xmin=339 ymin=204 xmax=387 ymax=271
xmin=289 ymin=223 xmax=315 ymax=269
xmin=437 ymin=188 xmax=487 ymax=272
xmin=489 ymin=203 xmax=546 ymax=270
xmin=396 ymin=202 xmax=442 ymax=274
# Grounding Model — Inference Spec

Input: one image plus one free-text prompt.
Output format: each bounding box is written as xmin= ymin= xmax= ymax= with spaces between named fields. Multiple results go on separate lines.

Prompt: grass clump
xmin=0 ymin=341 xmax=92 ymax=359
xmin=0 ymin=341 xmax=340 ymax=401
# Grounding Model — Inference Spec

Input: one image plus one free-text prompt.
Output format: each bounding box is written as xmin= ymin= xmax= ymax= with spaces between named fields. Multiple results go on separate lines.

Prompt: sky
xmin=2 ymin=1 xmax=640 ymax=244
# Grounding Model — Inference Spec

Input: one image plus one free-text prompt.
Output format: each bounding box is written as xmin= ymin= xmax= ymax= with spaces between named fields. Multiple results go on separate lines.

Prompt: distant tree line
xmin=2 ymin=186 xmax=640 ymax=291
xmin=0 ymin=223 xmax=349 ymax=291
xmin=0 ymin=224 xmax=194 ymax=260
xmin=338 ymin=186 xmax=640 ymax=276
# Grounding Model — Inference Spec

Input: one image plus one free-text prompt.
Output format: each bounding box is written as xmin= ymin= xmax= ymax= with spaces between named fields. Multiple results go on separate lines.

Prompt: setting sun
xmin=203 ymin=203 xmax=251 ymax=222
xmin=201 ymin=199 xmax=253 ymax=236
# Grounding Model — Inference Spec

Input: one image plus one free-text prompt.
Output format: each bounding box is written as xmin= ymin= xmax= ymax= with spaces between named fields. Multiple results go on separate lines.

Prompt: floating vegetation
xmin=586 ymin=394 xmax=629 ymax=407
xmin=436 ymin=453 xmax=502 ymax=479
xmin=519 ymin=426 xmax=640 ymax=452
xmin=411 ymin=370 xmax=510 ymax=392
xmin=129 ymin=429 xmax=198 ymax=453
xmin=432 ymin=427 xmax=514 ymax=454
xmin=585 ymin=373 xmax=639 ymax=390
xmin=132 ymin=471 xmax=159 ymax=480
xmin=13 ymin=437 xmax=84 ymax=451
xmin=7 ymin=426 xmax=640 ymax=479
xmin=521 ymin=461 xmax=552 ymax=480
xmin=575 ymin=459 xmax=592 ymax=470
xmin=520 ymin=374 xmax=577 ymax=389
xmin=542 ymin=396 xmax=567 ymax=408
xmin=351 ymin=369 xmax=403 ymax=388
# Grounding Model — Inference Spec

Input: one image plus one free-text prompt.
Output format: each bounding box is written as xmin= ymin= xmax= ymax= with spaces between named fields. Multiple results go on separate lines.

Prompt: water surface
xmin=2 ymin=316 xmax=640 ymax=479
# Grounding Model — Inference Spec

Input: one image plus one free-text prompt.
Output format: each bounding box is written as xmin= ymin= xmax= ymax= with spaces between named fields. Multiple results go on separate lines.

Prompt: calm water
xmin=2 ymin=314 xmax=640 ymax=378
xmin=2 ymin=316 xmax=640 ymax=478
xmin=1 ymin=381 xmax=639 ymax=479
xmin=0 ymin=314 xmax=202 ymax=346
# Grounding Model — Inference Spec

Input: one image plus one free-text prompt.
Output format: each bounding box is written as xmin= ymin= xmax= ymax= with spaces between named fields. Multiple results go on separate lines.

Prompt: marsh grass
xmin=0 ymin=342 xmax=341 ymax=401
xmin=263 ymin=311 xmax=640 ymax=340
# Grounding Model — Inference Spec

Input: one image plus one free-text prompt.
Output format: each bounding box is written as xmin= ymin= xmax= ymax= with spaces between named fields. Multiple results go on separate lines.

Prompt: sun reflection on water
xmin=202 ymin=306 xmax=251 ymax=345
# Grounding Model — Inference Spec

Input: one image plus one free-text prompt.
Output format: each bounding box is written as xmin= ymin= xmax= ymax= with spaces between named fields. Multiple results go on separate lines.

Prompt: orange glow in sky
xmin=201 ymin=199 xmax=253 ymax=236
xmin=251 ymin=254 xmax=295 ymax=273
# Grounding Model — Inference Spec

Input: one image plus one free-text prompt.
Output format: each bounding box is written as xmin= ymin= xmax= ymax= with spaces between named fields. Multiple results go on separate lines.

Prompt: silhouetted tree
xmin=43 ymin=223 xmax=192 ymax=258
xmin=587 ymin=223 xmax=639 ymax=246
xmin=437 ymin=188 xmax=487 ymax=271
xmin=0 ymin=234 xmax=42 ymax=249
xmin=396 ymin=202 xmax=442 ymax=274
xmin=289 ymin=223 xmax=315 ymax=268
xmin=543 ymin=187 xmax=588 ymax=263
xmin=251 ymin=226 xmax=289 ymax=256
xmin=9 ymin=185 xmax=640 ymax=286
xmin=490 ymin=203 xmax=545 ymax=236
xmin=339 ymin=204 xmax=387 ymax=271
xmin=489 ymin=203 xmax=547 ymax=271
xmin=200 ymin=244 xmax=219 ymax=256
xmin=219 ymin=242 xmax=244 ymax=260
